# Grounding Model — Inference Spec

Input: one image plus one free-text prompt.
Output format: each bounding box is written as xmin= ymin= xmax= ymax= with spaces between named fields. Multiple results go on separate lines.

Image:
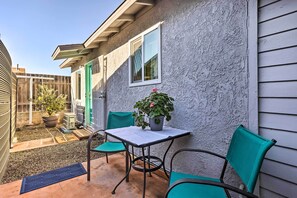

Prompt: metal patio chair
xmin=165 ymin=125 xmax=276 ymax=198
xmin=87 ymin=111 xmax=134 ymax=181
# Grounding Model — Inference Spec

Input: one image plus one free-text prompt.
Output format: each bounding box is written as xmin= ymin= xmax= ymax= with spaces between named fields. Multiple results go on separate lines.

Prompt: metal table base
xmin=112 ymin=139 xmax=174 ymax=198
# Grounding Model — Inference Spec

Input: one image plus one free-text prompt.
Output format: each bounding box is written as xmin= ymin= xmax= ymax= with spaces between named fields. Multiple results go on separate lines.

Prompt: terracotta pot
xmin=42 ymin=115 xmax=58 ymax=128
xmin=149 ymin=116 xmax=164 ymax=131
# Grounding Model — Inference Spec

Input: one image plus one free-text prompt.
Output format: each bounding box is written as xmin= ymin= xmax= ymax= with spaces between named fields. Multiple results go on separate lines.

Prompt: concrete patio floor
xmin=0 ymin=154 xmax=168 ymax=198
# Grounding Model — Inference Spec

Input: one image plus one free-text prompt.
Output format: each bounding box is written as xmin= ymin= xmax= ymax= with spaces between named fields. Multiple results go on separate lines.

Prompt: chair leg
xmin=87 ymin=148 xmax=91 ymax=181
xmin=106 ymin=153 xmax=109 ymax=163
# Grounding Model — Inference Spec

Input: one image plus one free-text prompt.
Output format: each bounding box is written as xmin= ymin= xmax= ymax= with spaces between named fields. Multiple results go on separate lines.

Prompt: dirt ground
xmin=1 ymin=125 xmax=105 ymax=184
xmin=15 ymin=125 xmax=52 ymax=142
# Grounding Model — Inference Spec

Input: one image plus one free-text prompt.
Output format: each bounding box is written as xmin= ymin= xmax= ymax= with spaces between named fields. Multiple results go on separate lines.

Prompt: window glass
xmin=129 ymin=23 xmax=161 ymax=87
xmin=130 ymin=37 xmax=142 ymax=83
xmin=144 ymin=29 xmax=158 ymax=81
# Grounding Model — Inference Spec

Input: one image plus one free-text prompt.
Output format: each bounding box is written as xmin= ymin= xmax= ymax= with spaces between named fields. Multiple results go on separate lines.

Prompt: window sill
xmin=129 ymin=79 xmax=161 ymax=87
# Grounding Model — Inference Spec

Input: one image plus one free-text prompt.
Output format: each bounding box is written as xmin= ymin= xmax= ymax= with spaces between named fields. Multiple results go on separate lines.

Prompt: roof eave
xmin=84 ymin=0 xmax=154 ymax=48
xmin=53 ymin=0 xmax=155 ymax=68
xmin=52 ymin=44 xmax=89 ymax=60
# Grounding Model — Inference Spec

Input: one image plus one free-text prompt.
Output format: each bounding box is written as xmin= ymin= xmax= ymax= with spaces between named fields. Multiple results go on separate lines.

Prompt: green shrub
xmin=35 ymin=85 xmax=67 ymax=116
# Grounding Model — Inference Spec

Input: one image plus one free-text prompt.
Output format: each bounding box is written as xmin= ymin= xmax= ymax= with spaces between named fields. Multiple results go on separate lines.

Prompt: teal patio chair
xmin=87 ymin=111 xmax=134 ymax=181
xmin=165 ymin=125 xmax=276 ymax=198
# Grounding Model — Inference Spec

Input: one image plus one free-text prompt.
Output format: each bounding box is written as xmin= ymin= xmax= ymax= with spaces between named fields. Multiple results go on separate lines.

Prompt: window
xmin=76 ymin=71 xmax=81 ymax=100
xmin=129 ymin=23 xmax=161 ymax=87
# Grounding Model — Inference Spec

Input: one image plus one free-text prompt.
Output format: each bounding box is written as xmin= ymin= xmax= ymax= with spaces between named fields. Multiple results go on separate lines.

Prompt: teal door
xmin=85 ymin=63 xmax=92 ymax=127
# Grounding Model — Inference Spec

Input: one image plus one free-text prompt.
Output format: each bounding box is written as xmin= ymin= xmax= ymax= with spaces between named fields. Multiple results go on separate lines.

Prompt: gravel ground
xmin=1 ymin=137 xmax=105 ymax=184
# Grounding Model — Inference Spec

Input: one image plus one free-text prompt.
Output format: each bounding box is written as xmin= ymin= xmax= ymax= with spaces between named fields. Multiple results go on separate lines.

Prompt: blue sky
xmin=0 ymin=0 xmax=123 ymax=76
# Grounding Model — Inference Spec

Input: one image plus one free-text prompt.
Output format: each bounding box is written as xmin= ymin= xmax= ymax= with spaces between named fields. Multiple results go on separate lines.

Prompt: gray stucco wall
xmin=84 ymin=0 xmax=248 ymax=187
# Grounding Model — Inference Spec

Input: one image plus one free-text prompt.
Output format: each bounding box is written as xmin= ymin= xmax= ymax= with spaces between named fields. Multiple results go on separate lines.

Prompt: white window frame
xmin=75 ymin=70 xmax=82 ymax=102
xmin=129 ymin=22 xmax=162 ymax=87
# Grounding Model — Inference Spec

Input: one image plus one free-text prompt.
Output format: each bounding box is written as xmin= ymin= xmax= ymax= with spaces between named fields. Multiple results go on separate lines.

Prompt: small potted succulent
xmin=133 ymin=88 xmax=174 ymax=131
xmin=35 ymin=85 xmax=67 ymax=127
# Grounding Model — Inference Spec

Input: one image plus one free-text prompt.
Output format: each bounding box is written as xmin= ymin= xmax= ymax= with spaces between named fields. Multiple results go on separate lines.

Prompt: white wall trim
xmin=248 ymin=0 xmax=259 ymax=133
xmin=248 ymin=0 xmax=259 ymax=196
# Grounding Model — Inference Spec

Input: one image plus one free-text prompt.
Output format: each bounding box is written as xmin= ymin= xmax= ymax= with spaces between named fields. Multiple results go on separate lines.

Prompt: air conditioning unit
xmin=63 ymin=113 xmax=76 ymax=130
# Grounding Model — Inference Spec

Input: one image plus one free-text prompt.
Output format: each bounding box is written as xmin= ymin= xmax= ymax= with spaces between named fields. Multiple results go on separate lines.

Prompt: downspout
xmin=102 ymin=57 xmax=108 ymax=129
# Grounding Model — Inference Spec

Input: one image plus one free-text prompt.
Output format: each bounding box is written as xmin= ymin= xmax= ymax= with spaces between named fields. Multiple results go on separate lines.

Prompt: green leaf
xmin=133 ymin=89 xmax=174 ymax=129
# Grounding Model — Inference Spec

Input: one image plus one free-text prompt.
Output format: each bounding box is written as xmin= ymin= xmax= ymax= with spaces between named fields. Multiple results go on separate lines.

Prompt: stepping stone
xmin=54 ymin=136 xmax=67 ymax=144
xmin=54 ymin=134 xmax=79 ymax=143
xmin=66 ymin=134 xmax=79 ymax=141
xmin=72 ymin=129 xmax=92 ymax=140
xmin=10 ymin=138 xmax=56 ymax=152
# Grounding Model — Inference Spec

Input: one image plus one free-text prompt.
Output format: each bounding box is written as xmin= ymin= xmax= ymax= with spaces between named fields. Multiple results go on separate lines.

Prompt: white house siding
xmin=258 ymin=0 xmax=297 ymax=197
xmin=0 ymin=40 xmax=12 ymax=181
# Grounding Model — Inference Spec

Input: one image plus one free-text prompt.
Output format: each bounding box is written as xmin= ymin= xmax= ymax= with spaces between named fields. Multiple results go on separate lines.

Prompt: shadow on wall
xmin=89 ymin=0 xmax=248 ymax=190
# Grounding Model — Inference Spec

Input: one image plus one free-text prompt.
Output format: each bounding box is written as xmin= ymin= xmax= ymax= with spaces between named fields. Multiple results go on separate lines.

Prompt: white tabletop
xmin=105 ymin=126 xmax=190 ymax=147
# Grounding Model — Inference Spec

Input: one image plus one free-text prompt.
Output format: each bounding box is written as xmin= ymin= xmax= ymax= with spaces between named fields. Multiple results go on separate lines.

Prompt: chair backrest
xmin=106 ymin=112 xmax=134 ymax=130
xmin=226 ymin=125 xmax=276 ymax=193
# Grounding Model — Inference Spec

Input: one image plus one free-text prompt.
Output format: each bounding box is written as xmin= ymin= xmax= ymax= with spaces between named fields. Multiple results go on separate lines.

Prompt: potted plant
xmin=133 ymin=88 xmax=174 ymax=131
xmin=35 ymin=85 xmax=67 ymax=127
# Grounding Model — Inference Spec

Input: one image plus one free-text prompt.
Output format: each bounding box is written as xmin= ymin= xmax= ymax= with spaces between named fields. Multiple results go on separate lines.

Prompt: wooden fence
xmin=16 ymin=73 xmax=71 ymax=113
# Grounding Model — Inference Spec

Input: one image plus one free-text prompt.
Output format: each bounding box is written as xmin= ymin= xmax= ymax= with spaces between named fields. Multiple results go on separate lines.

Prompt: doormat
xmin=20 ymin=163 xmax=86 ymax=194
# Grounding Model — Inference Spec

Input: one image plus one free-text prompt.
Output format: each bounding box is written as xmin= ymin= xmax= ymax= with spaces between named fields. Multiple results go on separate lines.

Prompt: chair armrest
xmin=87 ymin=130 xmax=105 ymax=150
xmin=170 ymin=148 xmax=226 ymax=174
xmin=166 ymin=178 xmax=258 ymax=198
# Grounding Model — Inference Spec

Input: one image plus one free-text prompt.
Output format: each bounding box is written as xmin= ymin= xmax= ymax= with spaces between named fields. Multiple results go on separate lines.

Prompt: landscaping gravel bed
xmin=1 ymin=137 xmax=105 ymax=184
xmin=15 ymin=125 xmax=52 ymax=142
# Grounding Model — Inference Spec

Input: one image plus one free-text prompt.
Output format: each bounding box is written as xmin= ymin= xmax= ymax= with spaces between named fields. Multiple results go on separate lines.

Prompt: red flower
xmin=152 ymin=88 xmax=158 ymax=92
xmin=150 ymin=102 xmax=154 ymax=108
